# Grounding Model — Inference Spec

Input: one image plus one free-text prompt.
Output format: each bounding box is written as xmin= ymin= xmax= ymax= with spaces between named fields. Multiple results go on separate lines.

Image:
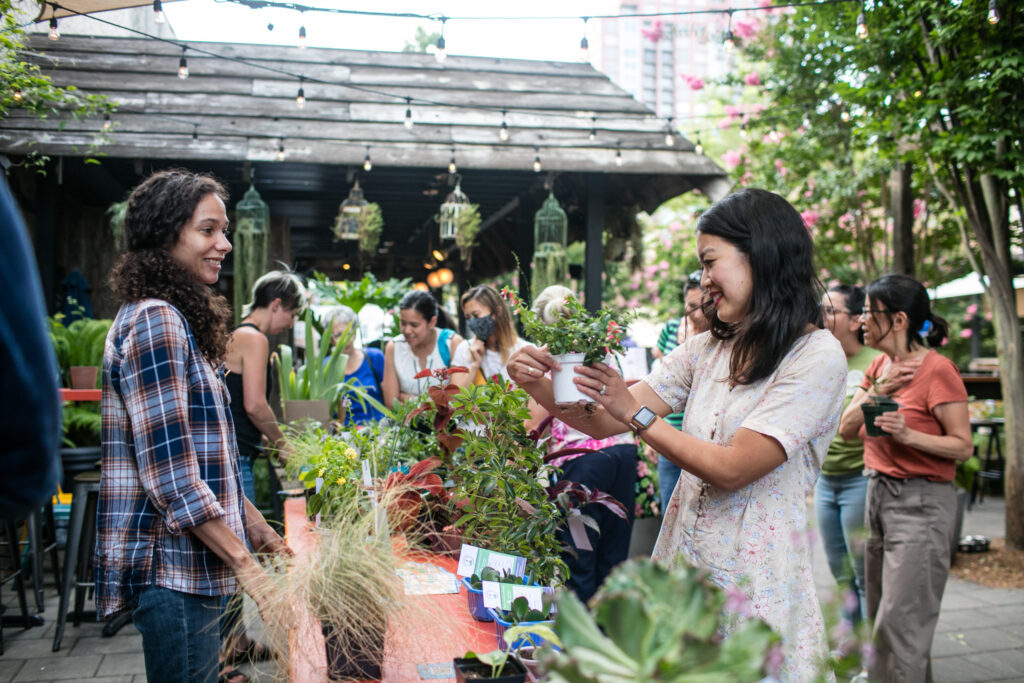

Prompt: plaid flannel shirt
xmin=96 ymin=299 xmax=246 ymax=617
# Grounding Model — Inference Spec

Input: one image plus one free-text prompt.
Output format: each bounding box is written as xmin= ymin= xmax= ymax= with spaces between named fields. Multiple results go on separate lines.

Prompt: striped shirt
xmin=96 ymin=299 xmax=246 ymax=617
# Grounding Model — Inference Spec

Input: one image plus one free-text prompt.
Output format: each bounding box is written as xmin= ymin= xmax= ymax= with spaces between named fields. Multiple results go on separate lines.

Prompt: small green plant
xmin=468 ymin=567 xmax=520 ymax=590
xmin=357 ymin=203 xmax=384 ymax=257
xmin=461 ymin=622 xmax=562 ymax=678
xmin=503 ymin=288 xmax=631 ymax=365
xmin=454 ymin=203 xmax=482 ymax=260
xmin=48 ymin=313 xmax=112 ymax=386
xmin=285 ymin=424 xmax=366 ymax=517
xmin=274 ymin=308 xmax=357 ymax=411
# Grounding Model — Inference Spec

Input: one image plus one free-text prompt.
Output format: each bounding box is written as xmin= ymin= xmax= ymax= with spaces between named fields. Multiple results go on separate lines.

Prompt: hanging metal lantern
xmin=233 ymin=184 xmax=269 ymax=325
xmin=531 ymin=191 xmax=569 ymax=294
xmin=439 ymin=181 xmax=470 ymax=241
xmin=333 ymin=180 xmax=367 ymax=241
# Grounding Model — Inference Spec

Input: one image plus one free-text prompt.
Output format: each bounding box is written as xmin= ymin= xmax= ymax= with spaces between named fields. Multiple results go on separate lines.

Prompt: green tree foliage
xmin=402 ymin=26 xmax=441 ymax=53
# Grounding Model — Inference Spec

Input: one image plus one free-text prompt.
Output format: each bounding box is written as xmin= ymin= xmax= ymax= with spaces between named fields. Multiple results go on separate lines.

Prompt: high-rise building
xmin=598 ymin=1 xmax=733 ymax=126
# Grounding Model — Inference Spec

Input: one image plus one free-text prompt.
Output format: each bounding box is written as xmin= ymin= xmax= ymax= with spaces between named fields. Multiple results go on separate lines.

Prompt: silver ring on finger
xmin=600 ymin=384 xmax=607 ymax=396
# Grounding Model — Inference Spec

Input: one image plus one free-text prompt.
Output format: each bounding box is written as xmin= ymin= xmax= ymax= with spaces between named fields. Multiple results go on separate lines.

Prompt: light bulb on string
xmin=102 ymin=113 xmax=111 ymax=131
xmin=579 ymin=17 xmax=590 ymax=62
xmin=277 ymin=140 xmax=285 ymax=162
xmin=740 ymin=121 xmax=748 ymax=139
xmin=856 ymin=10 xmax=868 ymax=39
xmin=615 ymin=146 xmax=623 ymax=166
xmin=841 ymin=110 xmax=851 ymax=122
xmin=435 ymin=17 xmax=447 ymax=64
xmin=296 ymin=77 xmax=305 ymax=108
xmin=298 ymin=24 xmax=307 ymax=49
xmin=153 ymin=0 xmax=165 ymax=24
xmin=403 ymin=97 xmax=413 ymax=129
xmin=363 ymin=146 xmax=372 ymax=172
xmin=589 ymin=116 xmax=597 ymax=142
xmin=178 ymin=47 xmax=189 ymax=79
xmin=533 ymin=149 xmax=542 ymax=173
xmin=498 ymin=110 xmax=510 ymax=141
xmin=664 ymin=117 xmax=675 ymax=147
xmin=695 ymin=135 xmax=704 ymax=155
xmin=988 ymin=0 xmax=999 ymax=24
xmin=448 ymin=147 xmax=457 ymax=175
xmin=13 ymin=89 xmax=22 ymax=101
xmin=723 ymin=11 xmax=734 ymax=52
xmin=192 ymin=124 xmax=198 ymax=141
xmin=48 ymin=14 xmax=59 ymax=41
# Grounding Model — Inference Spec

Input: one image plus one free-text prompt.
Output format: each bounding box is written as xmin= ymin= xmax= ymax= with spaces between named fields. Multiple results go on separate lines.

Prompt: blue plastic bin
xmin=460 ymin=576 xmax=493 ymax=622
xmin=487 ymin=608 xmax=556 ymax=652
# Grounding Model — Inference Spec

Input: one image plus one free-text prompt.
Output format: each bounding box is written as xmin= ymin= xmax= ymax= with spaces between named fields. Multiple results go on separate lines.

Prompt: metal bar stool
xmin=52 ymin=470 xmax=101 ymax=652
xmin=26 ymin=502 xmax=62 ymax=613
xmin=1 ymin=518 xmax=39 ymax=655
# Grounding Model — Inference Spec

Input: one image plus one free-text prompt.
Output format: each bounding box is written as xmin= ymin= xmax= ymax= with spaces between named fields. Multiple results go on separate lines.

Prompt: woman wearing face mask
xmin=838 ymin=274 xmax=972 ymax=683
xmin=508 ymin=189 xmax=848 ymax=681
xmin=382 ymin=290 xmax=468 ymax=406
xmin=454 ymin=284 xmax=530 ymax=382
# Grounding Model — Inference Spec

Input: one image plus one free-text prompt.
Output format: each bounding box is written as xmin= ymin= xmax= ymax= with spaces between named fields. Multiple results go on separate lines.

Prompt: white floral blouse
xmin=646 ymin=329 xmax=846 ymax=682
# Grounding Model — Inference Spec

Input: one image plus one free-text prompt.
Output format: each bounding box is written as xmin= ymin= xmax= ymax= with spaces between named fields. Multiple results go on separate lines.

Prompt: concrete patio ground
xmin=1 ymin=496 xmax=1021 ymax=682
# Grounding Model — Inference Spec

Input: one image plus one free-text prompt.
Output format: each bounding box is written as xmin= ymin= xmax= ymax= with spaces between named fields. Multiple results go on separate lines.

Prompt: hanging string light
xmin=192 ymin=124 xmax=198 ymax=140
xmin=987 ymin=0 xmax=999 ymax=24
xmin=403 ymin=97 xmax=413 ymax=129
xmin=13 ymin=89 xmax=22 ymax=101
xmin=102 ymin=113 xmax=111 ymax=131
xmin=277 ymin=138 xmax=285 ymax=161
xmin=178 ymin=47 xmax=189 ymax=79
xmin=533 ymin=148 xmax=542 ymax=173
xmin=498 ymin=110 xmax=510 ymax=141
xmin=448 ymin=147 xmax=457 ymax=174
xmin=48 ymin=9 xmax=59 ymax=41
xmin=615 ymin=145 xmax=623 ymax=166
xmin=694 ymin=134 xmax=703 ymax=155
xmin=664 ymin=117 xmax=675 ymax=146
xmin=363 ymin=145 xmax=373 ymax=171
xmin=740 ymin=120 xmax=748 ymax=139
xmin=296 ymin=76 xmax=305 ymax=108
xmin=153 ymin=0 xmax=165 ymax=24
xmin=723 ymin=10 xmax=734 ymax=52
xmin=579 ymin=17 xmax=590 ymax=62
xmin=435 ymin=17 xmax=448 ymax=64
xmin=589 ymin=116 xmax=597 ymax=142
xmin=298 ymin=23 xmax=307 ymax=49
xmin=856 ymin=4 xmax=868 ymax=39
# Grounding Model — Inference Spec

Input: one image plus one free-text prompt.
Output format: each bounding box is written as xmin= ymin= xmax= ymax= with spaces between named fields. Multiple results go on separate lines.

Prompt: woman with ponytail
xmin=838 ymin=273 xmax=972 ymax=682
xmin=99 ymin=170 xmax=290 ymax=683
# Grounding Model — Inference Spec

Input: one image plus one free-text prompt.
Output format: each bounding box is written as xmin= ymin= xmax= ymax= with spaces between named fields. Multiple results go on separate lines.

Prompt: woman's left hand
xmin=873 ymin=410 xmax=910 ymax=443
xmin=573 ymin=362 xmax=635 ymax=423
xmin=249 ymin=520 xmax=293 ymax=558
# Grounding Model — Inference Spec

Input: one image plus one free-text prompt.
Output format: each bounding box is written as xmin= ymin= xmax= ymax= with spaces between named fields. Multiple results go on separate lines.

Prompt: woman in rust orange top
xmin=839 ymin=273 xmax=972 ymax=683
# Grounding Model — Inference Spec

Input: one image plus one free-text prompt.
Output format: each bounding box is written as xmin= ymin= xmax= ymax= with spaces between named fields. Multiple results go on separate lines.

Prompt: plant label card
xmin=361 ymin=459 xmax=372 ymax=488
xmin=481 ymin=581 xmax=553 ymax=611
xmin=417 ymin=662 xmax=455 ymax=679
xmin=455 ymin=544 xmax=527 ymax=578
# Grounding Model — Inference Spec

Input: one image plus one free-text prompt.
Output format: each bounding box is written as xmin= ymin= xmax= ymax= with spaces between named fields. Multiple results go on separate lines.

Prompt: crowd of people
xmin=72 ymin=168 xmax=972 ymax=683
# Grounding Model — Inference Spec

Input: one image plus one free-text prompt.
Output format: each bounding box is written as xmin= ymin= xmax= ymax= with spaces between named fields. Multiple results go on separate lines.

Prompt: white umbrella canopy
xmin=29 ymin=0 xmax=183 ymax=20
xmin=929 ymin=271 xmax=1024 ymax=300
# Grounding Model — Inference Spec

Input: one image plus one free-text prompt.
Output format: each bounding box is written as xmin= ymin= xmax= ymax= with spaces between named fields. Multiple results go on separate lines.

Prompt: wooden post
xmin=584 ymin=174 xmax=604 ymax=312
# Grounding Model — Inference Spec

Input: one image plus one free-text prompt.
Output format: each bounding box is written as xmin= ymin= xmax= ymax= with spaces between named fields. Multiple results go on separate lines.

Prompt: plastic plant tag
xmin=567 ymin=510 xmax=592 ymax=551
xmin=416 ymin=662 xmax=455 ymax=679
xmin=481 ymin=581 xmax=553 ymax=610
xmin=315 ymin=476 xmax=324 ymax=528
xmin=456 ymin=544 xmax=527 ymax=578
xmin=361 ymin=459 xmax=372 ymax=488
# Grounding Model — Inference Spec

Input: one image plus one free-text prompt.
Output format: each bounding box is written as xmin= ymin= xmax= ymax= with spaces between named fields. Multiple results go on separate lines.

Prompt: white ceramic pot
xmin=551 ymin=352 xmax=591 ymax=406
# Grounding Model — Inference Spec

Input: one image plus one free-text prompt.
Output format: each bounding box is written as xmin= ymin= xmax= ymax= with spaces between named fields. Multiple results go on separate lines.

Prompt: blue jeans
xmin=815 ymin=471 xmax=869 ymax=625
xmin=657 ymin=455 xmax=682 ymax=515
xmin=238 ymin=453 xmax=256 ymax=504
xmin=132 ymin=585 xmax=224 ymax=683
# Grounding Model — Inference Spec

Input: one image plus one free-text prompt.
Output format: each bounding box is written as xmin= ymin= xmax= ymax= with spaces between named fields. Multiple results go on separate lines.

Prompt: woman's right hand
xmin=507 ymin=345 xmax=560 ymax=386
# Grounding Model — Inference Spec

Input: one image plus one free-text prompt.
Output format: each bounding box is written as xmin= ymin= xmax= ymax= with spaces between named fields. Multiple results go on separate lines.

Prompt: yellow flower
xmin=318 ymin=468 xmax=325 ymax=478
xmin=336 ymin=477 xmax=345 ymax=486
xmin=346 ymin=447 xmax=358 ymax=461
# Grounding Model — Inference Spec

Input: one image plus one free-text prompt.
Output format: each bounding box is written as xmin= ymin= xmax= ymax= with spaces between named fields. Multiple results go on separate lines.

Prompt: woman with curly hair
xmin=97 ymin=170 xmax=290 ymax=683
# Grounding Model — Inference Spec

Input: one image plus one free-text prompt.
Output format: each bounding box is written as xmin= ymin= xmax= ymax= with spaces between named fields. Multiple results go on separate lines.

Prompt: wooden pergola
xmin=2 ymin=34 xmax=730 ymax=314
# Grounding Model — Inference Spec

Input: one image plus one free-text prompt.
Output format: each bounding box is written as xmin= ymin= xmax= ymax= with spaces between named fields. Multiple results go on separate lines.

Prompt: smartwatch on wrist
xmin=629 ymin=405 xmax=657 ymax=433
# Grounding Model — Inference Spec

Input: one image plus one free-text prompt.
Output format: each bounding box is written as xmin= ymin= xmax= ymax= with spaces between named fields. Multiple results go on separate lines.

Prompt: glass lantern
xmin=334 ymin=180 xmax=367 ymax=241
xmin=233 ymin=184 xmax=269 ymax=325
xmin=439 ymin=181 xmax=470 ymax=242
xmin=531 ymin=191 xmax=569 ymax=293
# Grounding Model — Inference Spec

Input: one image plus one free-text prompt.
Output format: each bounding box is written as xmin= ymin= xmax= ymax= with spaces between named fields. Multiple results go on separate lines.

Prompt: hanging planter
xmin=233 ymin=184 xmax=269 ymax=326
xmin=333 ymin=181 xmax=383 ymax=260
xmin=437 ymin=180 xmax=481 ymax=264
xmin=531 ymin=191 xmax=569 ymax=294
xmin=357 ymin=203 xmax=383 ymax=258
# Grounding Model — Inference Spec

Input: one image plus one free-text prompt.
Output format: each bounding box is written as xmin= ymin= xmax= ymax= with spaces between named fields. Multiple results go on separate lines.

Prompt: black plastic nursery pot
xmin=861 ymin=400 xmax=899 ymax=437
xmin=453 ymin=656 xmax=527 ymax=683
xmin=322 ymin=623 xmax=384 ymax=680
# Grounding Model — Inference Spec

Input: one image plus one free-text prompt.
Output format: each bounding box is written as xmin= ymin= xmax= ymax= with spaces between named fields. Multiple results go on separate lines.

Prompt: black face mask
xmin=466 ymin=315 xmax=496 ymax=341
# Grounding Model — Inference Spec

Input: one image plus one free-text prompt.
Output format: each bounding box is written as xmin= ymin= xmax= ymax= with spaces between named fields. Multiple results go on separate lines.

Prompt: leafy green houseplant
xmin=457 ymin=622 xmax=561 ymax=683
xmin=273 ymin=308 xmax=356 ymax=424
xmin=540 ymin=558 xmax=780 ymax=682
xmin=357 ymin=202 xmax=384 ymax=258
xmin=48 ymin=314 xmax=112 ymax=389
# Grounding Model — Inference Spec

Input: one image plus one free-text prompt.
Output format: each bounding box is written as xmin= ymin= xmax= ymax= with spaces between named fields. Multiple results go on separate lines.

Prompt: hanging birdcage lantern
xmin=439 ymin=181 xmax=470 ymax=241
xmin=332 ymin=180 xmax=368 ymax=241
xmin=531 ymin=191 xmax=569 ymax=293
xmin=233 ymin=184 xmax=269 ymax=325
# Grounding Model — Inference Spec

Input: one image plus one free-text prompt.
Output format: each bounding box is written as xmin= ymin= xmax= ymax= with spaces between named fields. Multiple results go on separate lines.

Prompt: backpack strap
xmin=437 ymin=328 xmax=454 ymax=367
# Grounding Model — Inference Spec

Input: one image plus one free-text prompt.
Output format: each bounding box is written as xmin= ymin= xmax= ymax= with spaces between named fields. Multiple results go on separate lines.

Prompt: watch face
xmin=634 ymin=406 xmax=656 ymax=426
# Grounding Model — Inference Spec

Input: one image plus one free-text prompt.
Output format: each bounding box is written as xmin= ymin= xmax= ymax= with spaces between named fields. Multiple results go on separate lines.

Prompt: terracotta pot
xmin=69 ymin=365 xmax=98 ymax=390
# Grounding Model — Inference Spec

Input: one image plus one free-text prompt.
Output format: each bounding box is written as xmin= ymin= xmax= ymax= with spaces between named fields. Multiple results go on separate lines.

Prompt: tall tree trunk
xmin=890 ymin=162 xmax=915 ymax=276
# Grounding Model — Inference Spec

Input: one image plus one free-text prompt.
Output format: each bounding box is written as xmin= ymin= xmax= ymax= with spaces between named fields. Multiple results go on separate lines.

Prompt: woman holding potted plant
xmin=509 ymin=188 xmax=848 ymax=681
xmin=838 ymin=273 xmax=972 ymax=682
xmin=382 ymin=290 xmax=469 ymax=406
xmin=99 ymin=170 xmax=291 ymax=683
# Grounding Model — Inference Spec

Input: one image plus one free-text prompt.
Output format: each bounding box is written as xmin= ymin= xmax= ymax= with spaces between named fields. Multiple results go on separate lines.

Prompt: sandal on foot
xmin=227 ymin=639 xmax=275 ymax=665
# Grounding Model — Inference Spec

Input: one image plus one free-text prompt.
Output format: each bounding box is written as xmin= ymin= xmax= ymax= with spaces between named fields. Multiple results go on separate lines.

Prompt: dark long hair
xmin=698 ymin=188 xmax=823 ymax=385
xmin=399 ymin=290 xmax=438 ymax=322
xmin=461 ymin=284 xmax=517 ymax=361
xmin=865 ymin=273 xmax=948 ymax=352
xmin=109 ymin=169 xmax=232 ymax=363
